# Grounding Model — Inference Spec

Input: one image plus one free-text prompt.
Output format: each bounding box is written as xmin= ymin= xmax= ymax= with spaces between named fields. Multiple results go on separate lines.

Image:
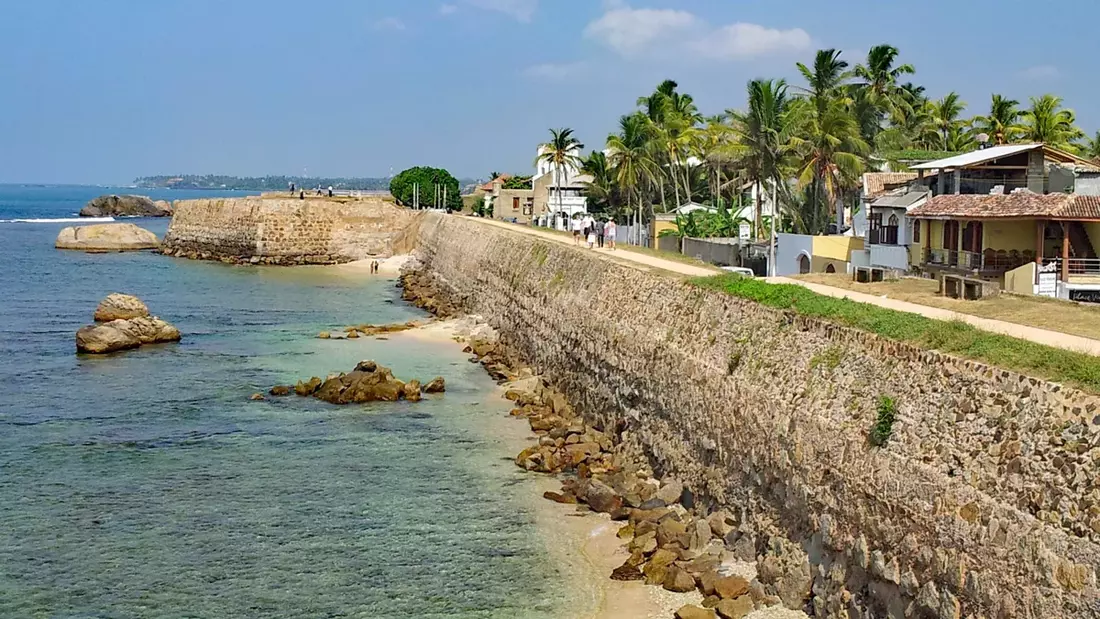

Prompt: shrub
xmin=870 ymin=396 xmax=897 ymax=447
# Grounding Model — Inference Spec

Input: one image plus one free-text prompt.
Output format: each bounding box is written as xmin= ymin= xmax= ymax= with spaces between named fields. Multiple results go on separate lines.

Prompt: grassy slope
xmin=693 ymin=274 xmax=1100 ymax=394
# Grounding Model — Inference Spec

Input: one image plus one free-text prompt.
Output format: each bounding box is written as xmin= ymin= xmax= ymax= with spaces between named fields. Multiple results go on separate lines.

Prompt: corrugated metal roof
xmin=871 ymin=191 xmax=929 ymax=209
xmin=862 ymin=172 xmax=920 ymax=198
xmin=909 ymin=144 xmax=1042 ymax=170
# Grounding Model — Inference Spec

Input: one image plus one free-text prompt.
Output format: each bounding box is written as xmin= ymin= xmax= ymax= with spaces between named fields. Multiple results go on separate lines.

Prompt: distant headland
xmin=133 ymin=174 xmax=478 ymax=192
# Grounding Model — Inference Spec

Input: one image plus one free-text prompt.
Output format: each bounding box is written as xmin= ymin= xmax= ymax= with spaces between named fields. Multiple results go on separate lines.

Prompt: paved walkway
xmin=468 ymin=217 xmax=1100 ymax=356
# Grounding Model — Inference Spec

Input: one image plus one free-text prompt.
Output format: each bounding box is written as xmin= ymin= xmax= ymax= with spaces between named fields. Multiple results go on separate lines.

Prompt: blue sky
xmin=0 ymin=0 xmax=1096 ymax=184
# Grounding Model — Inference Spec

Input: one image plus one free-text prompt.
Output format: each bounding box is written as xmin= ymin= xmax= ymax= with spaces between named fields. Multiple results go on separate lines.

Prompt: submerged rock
xmin=80 ymin=194 xmax=170 ymax=218
xmin=56 ymin=223 xmax=159 ymax=252
xmin=75 ymin=294 xmax=180 ymax=354
xmin=424 ymin=377 xmax=446 ymax=393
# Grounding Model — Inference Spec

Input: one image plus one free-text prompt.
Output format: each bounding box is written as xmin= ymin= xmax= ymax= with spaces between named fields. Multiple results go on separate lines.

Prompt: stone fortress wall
xmin=414 ymin=213 xmax=1100 ymax=618
xmin=162 ymin=197 xmax=422 ymax=264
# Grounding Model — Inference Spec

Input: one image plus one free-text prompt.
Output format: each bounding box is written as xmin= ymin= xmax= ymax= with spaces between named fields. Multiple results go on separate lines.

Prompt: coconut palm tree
xmin=579 ymin=151 xmax=617 ymax=216
xmin=973 ymin=95 xmax=1024 ymax=145
xmin=727 ymin=79 xmax=797 ymax=239
xmin=606 ymin=113 xmax=659 ymax=242
xmin=536 ymin=128 xmax=583 ymax=227
xmin=1083 ymin=131 xmax=1100 ymax=161
xmin=1021 ymin=94 xmax=1085 ymax=151
xmin=930 ymin=92 xmax=968 ymax=151
xmin=852 ymin=44 xmax=915 ymax=142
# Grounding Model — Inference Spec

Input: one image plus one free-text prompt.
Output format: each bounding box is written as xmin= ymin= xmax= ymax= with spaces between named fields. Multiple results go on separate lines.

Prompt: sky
xmin=1 ymin=0 xmax=1097 ymax=185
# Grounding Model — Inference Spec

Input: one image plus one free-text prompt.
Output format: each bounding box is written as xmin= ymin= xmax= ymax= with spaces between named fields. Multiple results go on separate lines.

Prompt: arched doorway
xmin=798 ymin=254 xmax=811 ymax=274
xmin=825 ymin=263 xmax=836 ymax=274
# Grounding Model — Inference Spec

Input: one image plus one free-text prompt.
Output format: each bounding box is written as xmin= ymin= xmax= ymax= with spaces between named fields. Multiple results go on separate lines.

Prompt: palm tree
xmin=1021 ymin=94 xmax=1085 ymax=151
xmin=853 ymin=44 xmax=915 ymax=142
xmin=536 ymin=128 xmax=583 ymax=228
xmin=973 ymin=95 xmax=1024 ymax=145
xmin=930 ymin=92 xmax=968 ymax=151
xmin=579 ymin=151 xmax=616 ymax=215
xmin=727 ymin=79 xmax=797 ymax=239
xmin=606 ymin=113 xmax=659 ymax=243
xmin=1083 ymin=131 xmax=1100 ymax=161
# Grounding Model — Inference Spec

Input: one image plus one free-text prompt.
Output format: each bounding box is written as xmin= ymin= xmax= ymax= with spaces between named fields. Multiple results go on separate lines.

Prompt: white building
xmin=534 ymin=144 xmax=593 ymax=228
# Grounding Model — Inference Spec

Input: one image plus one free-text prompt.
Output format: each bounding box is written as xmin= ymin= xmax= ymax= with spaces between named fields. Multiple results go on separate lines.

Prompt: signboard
xmin=1070 ymin=289 xmax=1100 ymax=304
xmin=1037 ymin=262 xmax=1058 ymax=298
xmin=738 ymin=223 xmax=751 ymax=242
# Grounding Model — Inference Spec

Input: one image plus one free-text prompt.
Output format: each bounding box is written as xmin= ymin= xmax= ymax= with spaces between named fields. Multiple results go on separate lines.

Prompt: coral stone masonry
xmin=161 ymin=197 xmax=423 ymax=265
xmin=411 ymin=213 xmax=1100 ymax=619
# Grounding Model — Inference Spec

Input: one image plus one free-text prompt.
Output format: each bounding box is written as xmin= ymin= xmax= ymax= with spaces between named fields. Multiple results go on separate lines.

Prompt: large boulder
xmin=80 ymin=195 xmax=171 ymax=218
xmin=75 ymin=294 xmax=180 ymax=354
xmin=56 ymin=223 xmax=159 ymax=252
xmin=94 ymin=293 xmax=149 ymax=322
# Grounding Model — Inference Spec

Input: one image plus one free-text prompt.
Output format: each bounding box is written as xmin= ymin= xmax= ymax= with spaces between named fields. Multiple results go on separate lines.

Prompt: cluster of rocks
xmin=75 ymin=294 xmax=181 ymax=354
xmin=318 ymin=320 xmax=426 ymax=340
xmin=503 ymin=376 xmax=796 ymax=619
xmin=266 ymin=360 xmax=444 ymax=404
xmin=400 ymin=270 xmax=459 ymax=319
xmin=56 ymin=223 xmax=160 ymax=252
xmin=80 ymin=195 xmax=171 ymax=218
xmin=159 ymin=246 xmax=352 ymax=265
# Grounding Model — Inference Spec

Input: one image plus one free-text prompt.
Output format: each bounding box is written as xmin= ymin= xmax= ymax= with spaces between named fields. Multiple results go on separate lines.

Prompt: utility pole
xmin=769 ymin=179 xmax=777 ymax=278
xmin=443 ymin=186 xmax=448 ymax=211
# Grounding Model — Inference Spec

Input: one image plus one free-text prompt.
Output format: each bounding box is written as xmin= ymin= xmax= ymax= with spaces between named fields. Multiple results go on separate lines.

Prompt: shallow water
xmin=0 ymin=186 xmax=568 ymax=618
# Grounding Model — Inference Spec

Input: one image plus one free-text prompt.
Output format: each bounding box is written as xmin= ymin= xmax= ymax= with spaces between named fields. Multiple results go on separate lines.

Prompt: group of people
xmin=288 ymin=182 xmax=334 ymax=199
xmin=570 ymin=214 xmax=617 ymax=250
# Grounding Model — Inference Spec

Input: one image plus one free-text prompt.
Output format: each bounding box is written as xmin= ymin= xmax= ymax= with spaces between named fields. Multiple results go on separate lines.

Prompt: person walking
xmin=327 ymin=186 xmax=334 ymax=197
xmin=604 ymin=218 xmax=617 ymax=250
xmin=571 ymin=214 xmax=583 ymax=245
xmin=597 ymin=218 xmax=605 ymax=248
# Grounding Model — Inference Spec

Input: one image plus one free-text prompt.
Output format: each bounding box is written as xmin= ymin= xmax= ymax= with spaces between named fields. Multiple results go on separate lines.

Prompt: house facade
xmin=904 ymin=144 xmax=1100 ymax=299
xmin=533 ymin=145 xmax=592 ymax=228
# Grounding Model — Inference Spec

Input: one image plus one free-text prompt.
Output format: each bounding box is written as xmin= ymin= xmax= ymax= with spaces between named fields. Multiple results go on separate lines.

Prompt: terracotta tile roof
xmin=477 ymin=174 xmax=512 ymax=192
xmin=863 ymin=172 xmax=920 ymax=198
xmin=909 ymin=192 xmax=1100 ymax=220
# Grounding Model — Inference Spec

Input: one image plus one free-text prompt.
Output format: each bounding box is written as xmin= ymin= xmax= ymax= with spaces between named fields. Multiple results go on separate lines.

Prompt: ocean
xmin=0 ymin=186 xmax=571 ymax=618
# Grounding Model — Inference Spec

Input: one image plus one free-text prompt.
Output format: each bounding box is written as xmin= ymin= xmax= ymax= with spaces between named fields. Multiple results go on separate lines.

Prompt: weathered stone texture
xmin=162 ymin=197 xmax=423 ymax=264
xmin=415 ymin=213 xmax=1100 ymax=618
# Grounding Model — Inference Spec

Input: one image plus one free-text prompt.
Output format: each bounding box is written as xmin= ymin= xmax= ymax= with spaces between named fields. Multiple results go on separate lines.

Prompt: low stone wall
xmin=414 ymin=213 xmax=1100 ymax=618
xmin=162 ymin=197 xmax=422 ymax=264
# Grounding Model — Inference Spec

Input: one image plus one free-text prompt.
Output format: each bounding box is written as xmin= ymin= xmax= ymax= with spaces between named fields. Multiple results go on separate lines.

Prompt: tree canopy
xmin=389 ymin=166 xmax=462 ymax=210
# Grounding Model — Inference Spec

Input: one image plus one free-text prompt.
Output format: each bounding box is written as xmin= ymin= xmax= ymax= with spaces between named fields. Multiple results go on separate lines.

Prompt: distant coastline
xmin=134 ymin=174 xmax=478 ymax=192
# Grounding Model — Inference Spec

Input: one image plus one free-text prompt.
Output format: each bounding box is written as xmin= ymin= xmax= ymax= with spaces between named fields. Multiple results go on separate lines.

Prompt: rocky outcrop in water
xmin=80 ymin=195 xmax=171 ymax=218
xmin=76 ymin=294 xmax=181 ymax=354
xmin=55 ymin=223 xmax=159 ymax=251
xmin=269 ymin=360 xmax=444 ymax=405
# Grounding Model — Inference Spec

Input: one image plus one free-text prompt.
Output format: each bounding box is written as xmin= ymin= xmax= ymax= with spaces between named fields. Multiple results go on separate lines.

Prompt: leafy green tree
xmin=974 ymin=94 xmax=1024 ymax=145
xmin=502 ymin=175 xmax=533 ymax=189
xmin=1021 ymin=94 xmax=1085 ymax=151
xmin=579 ymin=151 xmax=618 ymax=216
xmin=1083 ymin=132 xmax=1100 ymax=161
xmin=930 ymin=92 xmax=968 ymax=151
xmin=853 ymin=44 xmax=915 ymax=143
xmin=536 ymin=128 xmax=583 ymax=226
xmin=607 ymin=113 xmax=659 ymax=237
xmin=389 ymin=166 xmax=462 ymax=210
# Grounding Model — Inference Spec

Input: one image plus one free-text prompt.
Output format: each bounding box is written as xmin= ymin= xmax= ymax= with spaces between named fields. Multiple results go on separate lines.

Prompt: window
xmin=913 ymin=219 xmax=921 ymax=243
xmin=512 ymin=197 xmax=520 ymax=210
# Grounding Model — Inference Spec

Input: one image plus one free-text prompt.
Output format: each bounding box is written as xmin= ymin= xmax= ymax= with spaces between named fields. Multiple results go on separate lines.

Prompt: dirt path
xmin=465 ymin=217 xmax=1100 ymax=357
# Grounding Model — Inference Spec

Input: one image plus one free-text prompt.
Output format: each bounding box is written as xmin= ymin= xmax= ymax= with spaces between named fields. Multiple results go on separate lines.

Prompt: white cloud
xmin=691 ymin=23 xmax=811 ymax=60
xmin=439 ymin=4 xmax=459 ymax=15
xmin=464 ymin=0 xmax=538 ymax=22
xmin=585 ymin=4 xmax=810 ymax=61
xmin=522 ymin=61 xmax=589 ymax=80
xmin=370 ymin=16 xmax=406 ymax=31
xmin=584 ymin=8 xmax=699 ymax=58
xmin=1019 ymin=65 xmax=1060 ymax=80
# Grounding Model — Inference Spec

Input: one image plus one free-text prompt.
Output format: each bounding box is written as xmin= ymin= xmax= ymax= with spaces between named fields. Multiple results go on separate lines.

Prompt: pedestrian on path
xmin=604 ymin=218 xmax=616 ymax=250
xmin=597 ymin=218 xmax=605 ymax=248
xmin=571 ymin=215 xmax=583 ymax=245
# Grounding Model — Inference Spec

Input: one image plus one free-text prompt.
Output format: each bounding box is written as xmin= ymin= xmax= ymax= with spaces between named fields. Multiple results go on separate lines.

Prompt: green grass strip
xmin=692 ymin=274 xmax=1100 ymax=394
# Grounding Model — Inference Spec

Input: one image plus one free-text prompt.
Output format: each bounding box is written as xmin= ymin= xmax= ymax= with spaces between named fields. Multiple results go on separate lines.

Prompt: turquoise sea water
xmin=0 ymin=186 xmax=566 ymax=618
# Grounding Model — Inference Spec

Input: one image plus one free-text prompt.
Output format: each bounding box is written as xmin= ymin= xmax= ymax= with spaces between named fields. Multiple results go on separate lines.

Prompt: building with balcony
xmin=533 ymin=145 xmax=593 ymax=228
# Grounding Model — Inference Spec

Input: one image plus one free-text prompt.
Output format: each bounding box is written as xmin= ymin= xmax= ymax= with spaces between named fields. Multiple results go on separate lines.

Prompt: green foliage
xmin=502 ymin=175 xmax=533 ymax=190
xmin=389 ymin=166 xmax=462 ymax=210
xmin=691 ymin=275 xmax=1100 ymax=393
xmin=869 ymin=395 xmax=898 ymax=447
xmin=810 ymin=345 xmax=845 ymax=371
xmin=530 ymin=244 xmax=549 ymax=267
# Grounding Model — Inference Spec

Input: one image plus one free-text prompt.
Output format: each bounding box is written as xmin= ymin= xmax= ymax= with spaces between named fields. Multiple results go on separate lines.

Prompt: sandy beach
xmin=336 ymin=254 xmax=415 ymax=276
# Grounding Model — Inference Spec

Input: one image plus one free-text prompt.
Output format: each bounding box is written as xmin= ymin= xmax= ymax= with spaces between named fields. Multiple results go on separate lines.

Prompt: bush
xmin=869 ymin=396 xmax=897 ymax=447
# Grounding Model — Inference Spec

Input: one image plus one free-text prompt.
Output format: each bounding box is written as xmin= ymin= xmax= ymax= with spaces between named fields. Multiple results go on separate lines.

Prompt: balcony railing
xmin=924 ymin=248 xmax=1033 ymax=273
xmin=1047 ymin=258 xmax=1100 ymax=276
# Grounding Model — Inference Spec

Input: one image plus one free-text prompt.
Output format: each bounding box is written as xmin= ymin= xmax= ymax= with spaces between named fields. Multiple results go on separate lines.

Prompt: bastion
xmin=412 ymin=212 xmax=1100 ymax=618
xmin=161 ymin=196 xmax=422 ymax=265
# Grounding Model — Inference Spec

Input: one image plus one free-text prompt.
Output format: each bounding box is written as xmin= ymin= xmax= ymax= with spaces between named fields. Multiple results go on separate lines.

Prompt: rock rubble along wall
xmin=162 ymin=197 xmax=423 ymax=264
xmin=414 ymin=213 xmax=1100 ymax=618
